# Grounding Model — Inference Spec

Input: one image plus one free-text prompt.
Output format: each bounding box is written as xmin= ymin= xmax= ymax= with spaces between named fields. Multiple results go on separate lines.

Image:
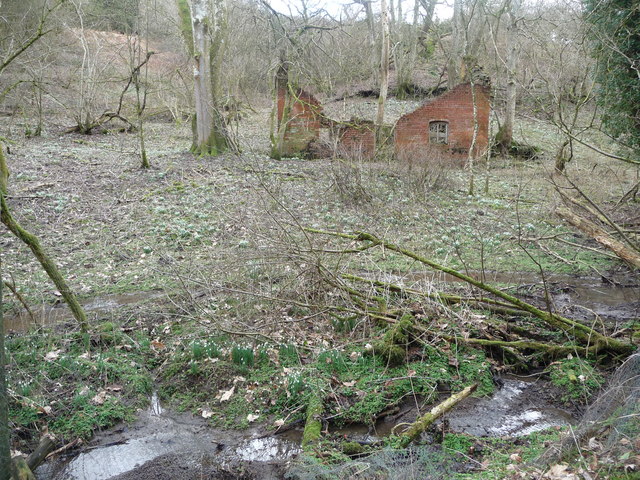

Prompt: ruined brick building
xmin=275 ymin=82 xmax=491 ymax=161
xmin=275 ymin=88 xmax=322 ymax=157
xmin=394 ymin=83 xmax=491 ymax=160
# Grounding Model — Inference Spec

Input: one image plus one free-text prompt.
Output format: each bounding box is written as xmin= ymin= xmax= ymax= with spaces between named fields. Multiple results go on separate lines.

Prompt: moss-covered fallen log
xmin=306 ymin=229 xmax=634 ymax=356
xmin=444 ymin=336 xmax=593 ymax=358
xmin=302 ymin=393 xmax=324 ymax=450
xmin=398 ymin=383 xmax=478 ymax=448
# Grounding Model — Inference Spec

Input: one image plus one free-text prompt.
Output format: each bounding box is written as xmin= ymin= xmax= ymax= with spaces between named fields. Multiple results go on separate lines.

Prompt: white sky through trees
xmin=267 ymin=0 xmax=454 ymax=22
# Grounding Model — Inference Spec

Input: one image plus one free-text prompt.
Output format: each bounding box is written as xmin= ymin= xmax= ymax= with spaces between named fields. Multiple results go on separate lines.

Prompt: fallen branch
xmin=306 ymin=229 xmax=634 ymax=356
xmin=26 ymin=434 xmax=56 ymax=472
xmin=556 ymin=206 xmax=640 ymax=269
xmin=398 ymin=383 xmax=478 ymax=448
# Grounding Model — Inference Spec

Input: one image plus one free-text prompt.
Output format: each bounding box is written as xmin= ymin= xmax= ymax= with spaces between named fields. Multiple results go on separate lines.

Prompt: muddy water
xmin=4 ymin=291 xmax=165 ymax=332
xmin=37 ymin=378 xmax=574 ymax=479
xmin=37 ymin=394 xmax=301 ymax=480
xmin=446 ymin=378 xmax=575 ymax=437
xmin=388 ymin=271 xmax=640 ymax=322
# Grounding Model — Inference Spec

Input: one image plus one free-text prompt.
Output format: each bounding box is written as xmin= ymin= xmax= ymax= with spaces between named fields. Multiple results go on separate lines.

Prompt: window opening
xmin=429 ymin=121 xmax=448 ymax=144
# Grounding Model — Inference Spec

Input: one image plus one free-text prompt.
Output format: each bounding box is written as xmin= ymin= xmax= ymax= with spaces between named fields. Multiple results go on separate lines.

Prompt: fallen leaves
xmin=218 ymin=385 xmax=235 ymax=403
xmin=44 ymin=349 xmax=63 ymax=362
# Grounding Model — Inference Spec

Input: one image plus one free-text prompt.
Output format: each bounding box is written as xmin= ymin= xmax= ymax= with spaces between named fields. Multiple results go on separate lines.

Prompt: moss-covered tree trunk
xmin=270 ymin=56 xmax=293 ymax=159
xmin=189 ymin=0 xmax=234 ymax=156
xmin=0 ymin=257 xmax=10 ymax=480
xmin=0 ymin=144 xmax=8 ymax=195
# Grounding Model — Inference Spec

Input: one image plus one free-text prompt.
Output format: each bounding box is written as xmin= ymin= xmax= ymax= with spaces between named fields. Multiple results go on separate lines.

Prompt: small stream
xmin=6 ymin=272 xmax=638 ymax=334
xmin=38 ymin=377 xmax=576 ymax=480
xmin=37 ymin=392 xmax=301 ymax=480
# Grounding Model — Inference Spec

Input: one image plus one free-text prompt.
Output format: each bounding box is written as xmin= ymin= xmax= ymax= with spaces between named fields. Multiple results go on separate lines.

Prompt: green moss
xmin=548 ymin=357 xmax=604 ymax=403
xmin=372 ymin=314 xmax=414 ymax=366
xmin=341 ymin=441 xmax=365 ymax=455
xmin=302 ymin=394 xmax=324 ymax=449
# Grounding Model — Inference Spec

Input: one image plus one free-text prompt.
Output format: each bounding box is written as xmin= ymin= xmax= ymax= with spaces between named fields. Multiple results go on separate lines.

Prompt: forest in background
xmin=0 ymin=0 xmax=638 ymax=479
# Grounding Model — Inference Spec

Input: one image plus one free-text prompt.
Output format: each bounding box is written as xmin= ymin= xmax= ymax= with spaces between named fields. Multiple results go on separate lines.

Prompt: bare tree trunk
xmin=190 ymin=0 xmax=233 ymax=155
xmin=376 ymin=0 xmax=390 ymax=143
xmin=271 ymin=54 xmax=292 ymax=159
xmin=497 ymin=0 xmax=519 ymax=150
xmin=448 ymin=0 xmax=464 ymax=88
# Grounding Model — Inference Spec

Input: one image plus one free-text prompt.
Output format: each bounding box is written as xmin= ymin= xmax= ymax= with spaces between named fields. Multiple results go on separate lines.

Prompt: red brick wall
xmin=394 ymin=83 xmax=490 ymax=161
xmin=337 ymin=121 xmax=376 ymax=159
xmin=277 ymin=88 xmax=322 ymax=156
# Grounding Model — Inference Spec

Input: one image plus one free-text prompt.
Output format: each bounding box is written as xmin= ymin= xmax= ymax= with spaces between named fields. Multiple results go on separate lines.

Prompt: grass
xmin=548 ymin=356 xmax=605 ymax=403
xmin=6 ymin=325 xmax=155 ymax=444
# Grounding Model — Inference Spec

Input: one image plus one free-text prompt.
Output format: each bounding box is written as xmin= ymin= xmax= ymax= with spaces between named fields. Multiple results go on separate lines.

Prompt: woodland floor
xmin=1 ymin=104 xmax=639 ymax=479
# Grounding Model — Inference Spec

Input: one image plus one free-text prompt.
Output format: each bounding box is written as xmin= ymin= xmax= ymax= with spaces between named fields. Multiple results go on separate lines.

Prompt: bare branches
xmin=0 ymin=0 xmax=65 ymax=76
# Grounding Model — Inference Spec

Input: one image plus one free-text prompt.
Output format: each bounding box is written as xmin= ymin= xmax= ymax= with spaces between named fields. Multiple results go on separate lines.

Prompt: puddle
xmin=37 ymin=391 xmax=300 ymax=480
xmin=235 ymin=436 xmax=301 ymax=462
xmin=5 ymin=291 xmax=165 ymax=333
xmin=446 ymin=378 xmax=575 ymax=437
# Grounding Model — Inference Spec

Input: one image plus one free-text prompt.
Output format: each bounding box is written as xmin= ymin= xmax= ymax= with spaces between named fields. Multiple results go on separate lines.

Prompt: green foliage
xmin=442 ymin=433 xmax=474 ymax=454
xmin=231 ymin=345 xmax=255 ymax=368
xmin=584 ymin=0 xmax=640 ymax=153
xmin=548 ymin=357 xmax=604 ymax=403
xmin=7 ymin=329 xmax=153 ymax=441
xmin=50 ymin=395 xmax=130 ymax=439
xmin=278 ymin=343 xmax=300 ymax=366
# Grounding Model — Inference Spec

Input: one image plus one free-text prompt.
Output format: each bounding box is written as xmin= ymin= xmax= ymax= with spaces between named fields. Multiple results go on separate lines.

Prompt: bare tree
xmin=177 ymin=0 xmax=236 ymax=155
xmin=495 ymin=0 xmax=520 ymax=151
xmin=376 ymin=0 xmax=390 ymax=139
xmin=258 ymin=0 xmax=336 ymax=158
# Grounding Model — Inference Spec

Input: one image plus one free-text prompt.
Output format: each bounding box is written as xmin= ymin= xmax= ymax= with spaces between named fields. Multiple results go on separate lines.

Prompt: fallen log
xmin=302 ymin=394 xmax=324 ymax=450
xmin=26 ymin=434 xmax=56 ymax=471
xmin=398 ymin=383 xmax=478 ymax=448
xmin=556 ymin=206 xmax=640 ymax=269
xmin=305 ymin=229 xmax=634 ymax=356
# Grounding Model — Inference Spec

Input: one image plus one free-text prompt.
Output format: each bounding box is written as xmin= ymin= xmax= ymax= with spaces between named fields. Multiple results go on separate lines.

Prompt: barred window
xmin=429 ymin=121 xmax=449 ymax=144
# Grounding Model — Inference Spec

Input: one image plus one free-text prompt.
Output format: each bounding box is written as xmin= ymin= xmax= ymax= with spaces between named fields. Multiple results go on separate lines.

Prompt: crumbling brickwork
xmin=336 ymin=119 xmax=376 ymax=160
xmin=276 ymin=88 xmax=322 ymax=156
xmin=394 ymin=83 xmax=491 ymax=161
